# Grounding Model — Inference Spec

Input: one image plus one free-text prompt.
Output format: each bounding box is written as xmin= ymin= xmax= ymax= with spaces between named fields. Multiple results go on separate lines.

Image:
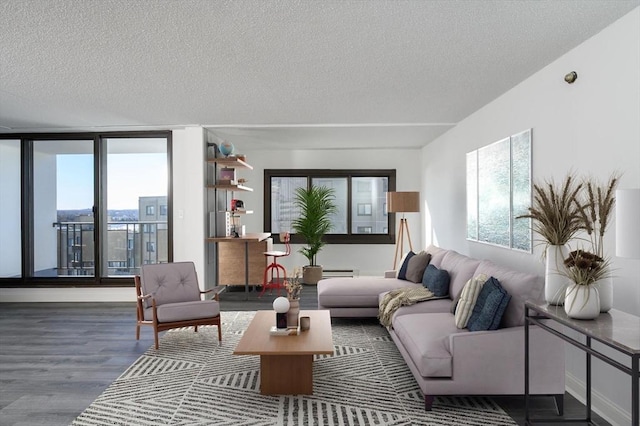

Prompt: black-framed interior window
xmin=0 ymin=131 xmax=172 ymax=287
xmin=264 ymin=169 xmax=396 ymax=244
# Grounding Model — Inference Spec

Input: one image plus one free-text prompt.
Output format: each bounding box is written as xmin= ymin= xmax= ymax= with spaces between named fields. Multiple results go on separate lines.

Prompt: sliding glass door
xmin=33 ymin=139 xmax=95 ymax=277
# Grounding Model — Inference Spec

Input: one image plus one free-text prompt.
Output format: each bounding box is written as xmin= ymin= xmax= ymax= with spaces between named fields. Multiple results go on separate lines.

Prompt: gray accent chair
xmin=135 ymin=261 xmax=224 ymax=349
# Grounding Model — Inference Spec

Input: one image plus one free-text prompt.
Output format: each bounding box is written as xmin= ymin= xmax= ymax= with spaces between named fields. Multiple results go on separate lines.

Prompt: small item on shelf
xmin=217 ymin=179 xmax=237 ymax=186
xmin=231 ymin=199 xmax=244 ymax=211
xmin=269 ymin=326 xmax=299 ymax=336
xmin=219 ymin=167 xmax=236 ymax=182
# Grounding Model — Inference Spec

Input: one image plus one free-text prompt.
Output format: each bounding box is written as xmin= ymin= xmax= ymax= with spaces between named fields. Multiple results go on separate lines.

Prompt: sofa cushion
xmin=467 ymin=277 xmax=511 ymax=331
xmin=422 ymin=264 xmax=450 ymax=297
xmin=473 ymin=260 xmax=543 ymax=327
xmin=454 ymin=274 xmax=487 ymax=328
xmin=392 ymin=312 xmax=464 ymax=378
xmin=437 ymin=251 xmax=482 ymax=300
xmin=318 ymin=277 xmax=418 ymax=308
xmin=389 ymin=297 xmax=453 ymax=321
xmin=406 ymin=252 xmax=432 ymax=283
xmin=397 ymin=251 xmax=415 ymax=280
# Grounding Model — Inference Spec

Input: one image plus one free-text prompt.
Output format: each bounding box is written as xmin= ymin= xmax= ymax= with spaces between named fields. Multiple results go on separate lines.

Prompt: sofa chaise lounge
xmin=317 ymin=245 xmax=565 ymax=411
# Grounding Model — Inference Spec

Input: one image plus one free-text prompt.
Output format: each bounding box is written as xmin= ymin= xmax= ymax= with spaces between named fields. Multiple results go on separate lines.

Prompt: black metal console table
xmin=525 ymin=301 xmax=639 ymax=426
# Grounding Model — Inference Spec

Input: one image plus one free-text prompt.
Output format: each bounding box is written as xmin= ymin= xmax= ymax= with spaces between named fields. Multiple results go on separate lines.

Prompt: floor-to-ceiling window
xmin=0 ymin=139 xmax=22 ymax=278
xmin=104 ymin=137 xmax=169 ymax=277
xmin=0 ymin=131 xmax=171 ymax=286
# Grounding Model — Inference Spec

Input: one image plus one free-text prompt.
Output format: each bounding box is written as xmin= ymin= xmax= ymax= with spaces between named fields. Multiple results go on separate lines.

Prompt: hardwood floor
xmin=0 ymin=285 xmax=610 ymax=425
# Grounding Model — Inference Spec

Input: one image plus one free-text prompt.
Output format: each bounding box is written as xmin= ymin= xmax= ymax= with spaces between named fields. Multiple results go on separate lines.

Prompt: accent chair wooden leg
xmin=217 ymin=320 xmax=222 ymax=341
xmin=553 ymin=393 xmax=564 ymax=416
xmin=424 ymin=395 xmax=434 ymax=411
xmin=136 ymin=324 xmax=140 ymax=340
xmin=194 ymin=325 xmax=198 ymax=333
xmin=154 ymin=327 xmax=159 ymax=350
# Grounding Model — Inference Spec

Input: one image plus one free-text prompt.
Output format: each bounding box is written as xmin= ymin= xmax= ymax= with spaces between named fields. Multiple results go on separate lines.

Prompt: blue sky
xmin=57 ymin=154 xmax=167 ymax=210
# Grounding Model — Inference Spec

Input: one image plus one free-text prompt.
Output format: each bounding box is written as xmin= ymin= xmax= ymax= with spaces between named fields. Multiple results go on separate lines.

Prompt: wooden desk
xmin=233 ymin=310 xmax=334 ymax=395
xmin=525 ymin=302 xmax=640 ymax=425
xmin=207 ymin=233 xmax=271 ymax=298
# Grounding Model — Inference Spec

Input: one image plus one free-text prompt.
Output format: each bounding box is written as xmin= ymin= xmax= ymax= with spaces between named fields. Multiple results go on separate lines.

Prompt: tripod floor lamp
xmin=387 ymin=191 xmax=420 ymax=270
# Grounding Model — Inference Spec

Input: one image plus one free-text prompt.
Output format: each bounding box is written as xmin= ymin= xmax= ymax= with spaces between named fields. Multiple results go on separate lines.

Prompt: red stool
xmin=259 ymin=232 xmax=291 ymax=297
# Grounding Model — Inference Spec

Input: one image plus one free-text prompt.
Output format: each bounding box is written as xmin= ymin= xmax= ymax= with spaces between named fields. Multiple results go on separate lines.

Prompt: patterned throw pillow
xmin=454 ymin=274 xmax=488 ymax=329
xmin=397 ymin=251 xmax=415 ymax=280
xmin=421 ymin=264 xmax=450 ymax=297
xmin=467 ymin=277 xmax=512 ymax=331
xmin=405 ymin=252 xmax=432 ymax=283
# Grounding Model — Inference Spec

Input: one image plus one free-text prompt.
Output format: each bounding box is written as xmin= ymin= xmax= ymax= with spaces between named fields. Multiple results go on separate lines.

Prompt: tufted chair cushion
xmin=140 ymin=262 xmax=202 ymax=308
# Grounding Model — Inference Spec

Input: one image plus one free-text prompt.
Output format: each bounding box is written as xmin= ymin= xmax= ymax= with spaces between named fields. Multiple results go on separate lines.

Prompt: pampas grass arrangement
xmin=517 ymin=174 xmax=584 ymax=246
xmin=573 ymin=173 xmax=620 ymax=258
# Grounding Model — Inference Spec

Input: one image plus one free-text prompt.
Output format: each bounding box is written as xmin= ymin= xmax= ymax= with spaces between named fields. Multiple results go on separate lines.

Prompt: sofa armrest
xmin=448 ymin=325 xmax=565 ymax=394
xmin=384 ymin=270 xmax=397 ymax=278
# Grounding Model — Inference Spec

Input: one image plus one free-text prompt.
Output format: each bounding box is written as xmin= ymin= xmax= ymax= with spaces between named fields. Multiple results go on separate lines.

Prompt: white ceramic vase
xmin=564 ymin=284 xmax=600 ymax=320
xmin=592 ymin=276 xmax=613 ymax=313
xmin=545 ymin=245 xmax=571 ymax=305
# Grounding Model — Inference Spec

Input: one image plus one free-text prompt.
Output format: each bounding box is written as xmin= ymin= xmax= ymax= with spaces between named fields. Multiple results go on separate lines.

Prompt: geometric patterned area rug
xmin=72 ymin=311 xmax=516 ymax=426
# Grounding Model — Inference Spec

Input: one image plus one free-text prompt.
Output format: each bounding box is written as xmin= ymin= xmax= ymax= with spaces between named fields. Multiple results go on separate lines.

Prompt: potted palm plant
xmin=292 ymin=186 xmax=337 ymax=284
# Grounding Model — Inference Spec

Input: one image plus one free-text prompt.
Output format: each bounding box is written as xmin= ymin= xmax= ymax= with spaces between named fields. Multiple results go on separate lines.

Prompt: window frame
xmin=264 ymin=169 xmax=396 ymax=244
xmin=0 ymin=130 xmax=173 ymax=288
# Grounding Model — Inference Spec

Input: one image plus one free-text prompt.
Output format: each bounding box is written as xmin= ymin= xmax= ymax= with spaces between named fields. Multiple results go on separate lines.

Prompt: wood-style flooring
xmin=0 ymin=285 xmax=610 ymax=426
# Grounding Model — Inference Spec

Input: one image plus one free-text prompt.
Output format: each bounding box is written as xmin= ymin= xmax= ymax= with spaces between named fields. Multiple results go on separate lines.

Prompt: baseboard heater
xmin=322 ymin=269 xmax=357 ymax=278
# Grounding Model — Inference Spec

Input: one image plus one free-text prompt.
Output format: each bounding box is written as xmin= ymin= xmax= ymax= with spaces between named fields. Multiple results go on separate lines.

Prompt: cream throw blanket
xmin=378 ymin=286 xmax=436 ymax=327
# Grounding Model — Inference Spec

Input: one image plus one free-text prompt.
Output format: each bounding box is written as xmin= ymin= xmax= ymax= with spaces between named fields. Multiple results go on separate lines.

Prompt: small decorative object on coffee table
xmin=285 ymin=268 xmax=303 ymax=328
xmin=273 ymin=296 xmax=289 ymax=329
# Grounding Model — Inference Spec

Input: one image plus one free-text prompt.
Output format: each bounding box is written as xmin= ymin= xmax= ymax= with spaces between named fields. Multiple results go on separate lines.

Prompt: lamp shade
xmin=615 ymin=188 xmax=640 ymax=258
xmin=387 ymin=191 xmax=420 ymax=213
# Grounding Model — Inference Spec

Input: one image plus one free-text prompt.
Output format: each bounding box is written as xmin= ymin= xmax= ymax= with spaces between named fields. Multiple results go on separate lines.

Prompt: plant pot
xmin=592 ymin=276 xmax=613 ymax=313
xmin=564 ymin=284 xmax=600 ymax=320
xmin=545 ymin=245 xmax=571 ymax=305
xmin=303 ymin=265 xmax=323 ymax=285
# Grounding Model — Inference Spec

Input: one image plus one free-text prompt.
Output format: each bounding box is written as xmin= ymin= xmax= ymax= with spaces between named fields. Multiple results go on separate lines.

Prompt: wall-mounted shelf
xmin=221 ymin=210 xmax=254 ymax=215
xmin=207 ymin=184 xmax=253 ymax=192
xmin=207 ymin=157 xmax=253 ymax=170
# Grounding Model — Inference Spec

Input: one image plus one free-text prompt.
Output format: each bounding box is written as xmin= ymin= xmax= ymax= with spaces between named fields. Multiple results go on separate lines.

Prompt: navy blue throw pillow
xmin=467 ymin=277 xmax=511 ymax=331
xmin=397 ymin=251 xmax=415 ymax=280
xmin=421 ymin=264 xmax=450 ymax=297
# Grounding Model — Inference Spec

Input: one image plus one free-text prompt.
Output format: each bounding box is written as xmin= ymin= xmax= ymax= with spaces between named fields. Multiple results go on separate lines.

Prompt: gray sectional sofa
xmin=317 ymin=245 xmax=565 ymax=411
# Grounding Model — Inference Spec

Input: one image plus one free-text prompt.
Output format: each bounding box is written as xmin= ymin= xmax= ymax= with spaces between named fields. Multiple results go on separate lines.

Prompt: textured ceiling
xmin=1 ymin=0 xmax=638 ymax=149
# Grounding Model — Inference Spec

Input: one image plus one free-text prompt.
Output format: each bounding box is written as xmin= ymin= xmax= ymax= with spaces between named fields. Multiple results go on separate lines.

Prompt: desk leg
xmin=586 ymin=336 xmax=592 ymax=423
xmin=524 ymin=307 xmax=531 ymax=425
xmin=244 ymin=241 xmax=249 ymax=301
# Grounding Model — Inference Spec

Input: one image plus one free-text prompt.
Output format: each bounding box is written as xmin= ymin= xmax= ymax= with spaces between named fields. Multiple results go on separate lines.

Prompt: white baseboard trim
xmin=565 ymin=371 xmax=630 ymax=426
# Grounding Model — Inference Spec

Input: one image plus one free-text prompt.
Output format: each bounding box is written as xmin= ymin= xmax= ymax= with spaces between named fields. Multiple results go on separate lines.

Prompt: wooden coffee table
xmin=233 ymin=310 xmax=334 ymax=395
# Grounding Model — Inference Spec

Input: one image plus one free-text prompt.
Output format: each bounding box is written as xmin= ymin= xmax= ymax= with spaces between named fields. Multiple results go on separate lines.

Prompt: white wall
xmin=0 ymin=140 xmax=22 ymax=277
xmin=421 ymin=8 xmax=640 ymax=425
xmin=171 ymin=127 xmax=207 ymax=283
xmin=236 ymin=148 xmax=423 ymax=276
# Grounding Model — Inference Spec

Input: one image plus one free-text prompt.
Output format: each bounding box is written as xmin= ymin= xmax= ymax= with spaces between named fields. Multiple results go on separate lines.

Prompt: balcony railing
xmin=53 ymin=220 xmax=167 ymax=277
